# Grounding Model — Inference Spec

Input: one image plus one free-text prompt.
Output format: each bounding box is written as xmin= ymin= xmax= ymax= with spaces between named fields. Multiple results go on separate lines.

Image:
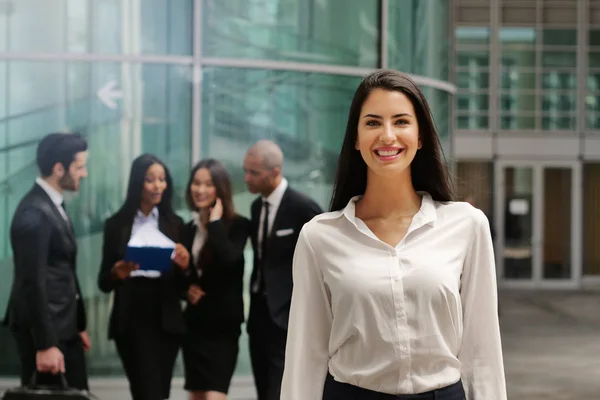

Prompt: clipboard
xmin=124 ymin=246 xmax=175 ymax=272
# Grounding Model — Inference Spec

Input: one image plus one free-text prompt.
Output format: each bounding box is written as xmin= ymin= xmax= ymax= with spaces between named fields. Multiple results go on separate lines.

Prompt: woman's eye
xmin=366 ymin=120 xmax=379 ymax=127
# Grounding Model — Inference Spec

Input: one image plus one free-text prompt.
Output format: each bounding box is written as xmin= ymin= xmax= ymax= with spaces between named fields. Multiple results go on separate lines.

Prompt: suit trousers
xmin=323 ymin=373 xmax=466 ymax=400
xmin=13 ymin=330 xmax=88 ymax=391
xmin=248 ymin=293 xmax=288 ymax=400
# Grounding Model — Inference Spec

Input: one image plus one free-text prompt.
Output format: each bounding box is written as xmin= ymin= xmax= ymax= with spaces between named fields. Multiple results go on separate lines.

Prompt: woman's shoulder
xmin=231 ymin=214 xmax=251 ymax=230
xmin=435 ymin=200 xmax=489 ymax=227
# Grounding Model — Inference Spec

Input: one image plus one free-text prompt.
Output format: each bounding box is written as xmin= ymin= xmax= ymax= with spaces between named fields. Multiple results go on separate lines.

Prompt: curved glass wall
xmin=0 ymin=0 xmax=453 ymax=378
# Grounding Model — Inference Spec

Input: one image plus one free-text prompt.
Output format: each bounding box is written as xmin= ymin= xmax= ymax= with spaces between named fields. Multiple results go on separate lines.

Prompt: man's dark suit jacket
xmin=249 ymin=186 xmax=322 ymax=330
xmin=97 ymin=212 xmax=187 ymax=339
xmin=181 ymin=215 xmax=250 ymax=332
xmin=3 ymin=183 xmax=86 ymax=350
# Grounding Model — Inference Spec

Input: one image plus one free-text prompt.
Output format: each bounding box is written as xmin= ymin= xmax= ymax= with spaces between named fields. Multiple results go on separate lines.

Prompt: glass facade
xmin=0 ymin=0 xmax=453 ymax=378
xmin=455 ymin=25 xmax=584 ymax=132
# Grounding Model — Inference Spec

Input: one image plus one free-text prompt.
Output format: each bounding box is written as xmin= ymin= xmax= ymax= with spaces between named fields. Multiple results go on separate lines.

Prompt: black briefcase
xmin=2 ymin=373 xmax=96 ymax=400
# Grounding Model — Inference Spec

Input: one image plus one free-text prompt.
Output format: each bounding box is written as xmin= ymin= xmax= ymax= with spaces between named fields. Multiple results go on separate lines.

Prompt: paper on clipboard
xmin=124 ymin=224 xmax=176 ymax=272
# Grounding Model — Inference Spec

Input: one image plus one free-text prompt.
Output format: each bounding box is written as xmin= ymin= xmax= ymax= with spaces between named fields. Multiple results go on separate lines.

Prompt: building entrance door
xmin=494 ymin=161 xmax=581 ymax=288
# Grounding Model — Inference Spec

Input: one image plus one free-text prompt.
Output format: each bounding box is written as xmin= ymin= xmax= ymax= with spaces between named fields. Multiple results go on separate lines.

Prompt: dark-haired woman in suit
xmin=97 ymin=154 xmax=190 ymax=400
xmin=181 ymin=159 xmax=250 ymax=400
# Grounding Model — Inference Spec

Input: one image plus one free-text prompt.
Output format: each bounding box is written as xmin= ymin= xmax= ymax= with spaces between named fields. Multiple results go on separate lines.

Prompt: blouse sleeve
xmin=459 ymin=209 xmax=507 ymax=400
xmin=280 ymin=225 xmax=332 ymax=400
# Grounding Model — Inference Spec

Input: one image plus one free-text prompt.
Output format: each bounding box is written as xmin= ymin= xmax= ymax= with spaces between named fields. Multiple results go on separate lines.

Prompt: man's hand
xmin=173 ymin=244 xmax=190 ymax=270
xmin=36 ymin=347 xmax=64 ymax=375
xmin=79 ymin=331 xmax=91 ymax=352
xmin=111 ymin=260 xmax=139 ymax=280
xmin=187 ymin=284 xmax=206 ymax=305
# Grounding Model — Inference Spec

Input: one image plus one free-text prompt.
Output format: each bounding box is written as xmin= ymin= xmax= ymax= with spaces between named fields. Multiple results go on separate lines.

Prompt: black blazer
xmin=182 ymin=215 xmax=250 ymax=333
xmin=3 ymin=183 xmax=86 ymax=350
xmin=97 ymin=211 xmax=187 ymax=339
xmin=249 ymin=186 xmax=322 ymax=331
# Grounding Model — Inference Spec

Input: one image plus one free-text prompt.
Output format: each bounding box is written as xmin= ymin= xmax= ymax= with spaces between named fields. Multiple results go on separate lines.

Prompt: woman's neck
xmin=139 ymin=202 xmax=155 ymax=217
xmin=357 ymin=169 xmax=421 ymax=219
xmin=199 ymin=208 xmax=210 ymax=226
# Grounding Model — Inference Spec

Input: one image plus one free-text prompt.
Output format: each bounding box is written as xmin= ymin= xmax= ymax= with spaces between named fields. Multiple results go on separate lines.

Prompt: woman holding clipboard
xmin=97 ymin=154 xmax=190 ymax=400
xmin=181 ymin=159 xmax=250 ymax=400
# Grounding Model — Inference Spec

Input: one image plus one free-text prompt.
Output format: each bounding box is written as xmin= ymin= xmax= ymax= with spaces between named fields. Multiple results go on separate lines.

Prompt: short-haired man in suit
xmin=243 ymin=140 xmax=323 ymax=400
xmin=3 ymin=133 xmax=90 ymax=390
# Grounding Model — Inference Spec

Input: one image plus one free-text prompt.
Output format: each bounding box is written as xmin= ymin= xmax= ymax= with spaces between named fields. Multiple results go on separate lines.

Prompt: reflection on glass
xmin=203 ymin=0 xmax=379 ymax=67
xmin=388 ymin=0 xmax=449 ymax=80
xmin=500 ymin=70 xmax=536 ymax=90
xmin=542 ymin=116 xmax=576 ymax=130
xmin=0 ymin=61 xmax=192 ymax=375
xmin=455 ymin=27 xmax=490 ymax=45
xmin=457 ymin=115 xmax=488 ymax=130
xmin=542 ymin=29 xmax=577 ymax=46
xmin=542 ymin=93 xmax=576 ymax=112
xmin=590 ymin=30 xmax=600 ymax=47
xmin=457 ymin=93 xmax=489 ymax=111
xmin=499 ymin=27 xmax=536 ymax=45
xmin=457 ymin=51 xmax=489 ymax=68
xmin=543 ymin=71 xmax=577 ymax=90
xmin=500 ymin=93 xmax=536 ymax=112
xmin=501 ymin=50 xmax=536 ymax=68
xmin=457 ymin=71 xmax=489 ymax=89
xmin=543 ymin=168 xmax=571 ymax=279
xmin=583 ymin=164 xmax=600 ymax=275
xmin=500 ymin=115 xmax=535 ymax=130
xmin=542 ymin=52 xmax=577 ymax=68
xmin=503 ymin=167 xmax=534 ymax=279
xmin=6 ymin=0 xmax=192 ymax=54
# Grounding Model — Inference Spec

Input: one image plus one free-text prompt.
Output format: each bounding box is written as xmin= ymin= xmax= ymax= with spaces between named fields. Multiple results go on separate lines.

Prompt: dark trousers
xmin=323 ymin=374 xmax=465 ymax=400
xmin=115 ymin=331 xmax=180 ymax=400
xmin=13 ymin=331 xmax=88 ymax=391
xmin=248 ymin=293 xmax=287 ymax=400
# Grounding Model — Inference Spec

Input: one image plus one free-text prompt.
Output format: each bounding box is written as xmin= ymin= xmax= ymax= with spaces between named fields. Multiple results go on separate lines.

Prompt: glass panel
xmin=542 ymin=29 xmax=577 ymax=46
xmin=590 ymin=52 xmax=600 ymax=69
xmin=503 ymin=166 xmax=534 ymax=279
xmin=543 ymin=71 xmax=577 ymax=90
xmin=501 ymin=50 xmax=536 ymax=68
xmin=457 ymin=50 xmax=489 ymax=68
xmin=6 ymin=0 xmax=192 ymax=54
xmin=541 ymin=92 xmax=576 ymax=112
xmin=388 ymin=0 xmax=449 ymax=80
xmin=500 ymin=70 xmax=536 ymax=90
xmin=583 ymin=164 xmax=600 ymax=275
xmin=0 ymin=61 xmax=192 ymax=375
xmin=204 ymin=0 xmax=379 ymax=67
xmin=542 ymin=51 xmax=576 ymax=68
xmin=586 ymin=94 xmax=600 ymax=112
xmin=455 ymin=27 xmax=490 ymax=45
xmin=590 ymin=30 xmax=600 ymax=46
xmin=543 ymin=168 xmax=571 ymax=279
xmin=588 ymin=72 xmax=600 ymax=91
xmin=542 ymin=116 xmax=576 ymax=130
xmin=500 ymin=116 xmax=536 ymax=130
xmin=457 ymin=71 xmax=489 ymax=89
xmin=457 ymin=93 xmax=489 ymax=111
xmin=587 ymin=113 xmax=600 ymax=130
xmin=499 ymin=27 xmax=536 ymax=46
xmin=500 ymin=93 xmax=536 ymax=112
xmin=457 ymin=115 xmax=488 ymax=130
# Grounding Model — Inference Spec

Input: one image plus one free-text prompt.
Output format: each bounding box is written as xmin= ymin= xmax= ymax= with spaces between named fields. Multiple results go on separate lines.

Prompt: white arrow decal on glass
xmin=97 ymin=80 xmax=123 ymax=110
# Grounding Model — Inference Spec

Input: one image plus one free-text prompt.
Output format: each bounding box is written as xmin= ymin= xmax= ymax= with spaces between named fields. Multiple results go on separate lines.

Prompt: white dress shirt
xmin=130 ymin=207 xmax=161 ymax=278
xmin=35 ymin=177 xmax=68 ymax=221
xmin=281 ymin=193 xmax=506 ymax=400
xmin=258 ymin=177 xmax=288 ymax=259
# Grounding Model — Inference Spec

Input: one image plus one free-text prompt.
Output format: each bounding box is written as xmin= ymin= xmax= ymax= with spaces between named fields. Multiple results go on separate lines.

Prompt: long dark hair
xmin=116 ymin=154 xmax=177 ymax=223
xmin=329 ymin=70 xmax=454 ymax=211
xmin=185 ymin=159 xmax=237 ymax=223
xmin=186 ymin=159 xmax=237 ymax=271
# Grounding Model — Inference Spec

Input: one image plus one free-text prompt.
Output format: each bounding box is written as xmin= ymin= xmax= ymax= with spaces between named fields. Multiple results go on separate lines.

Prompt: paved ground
xmin=1 ymin=289 xmax=599 ymax=399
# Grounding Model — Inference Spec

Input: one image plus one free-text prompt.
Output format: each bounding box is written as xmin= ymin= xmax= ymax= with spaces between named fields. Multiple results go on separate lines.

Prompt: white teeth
xmin=376 ymin=150 xmax=400 ymax=157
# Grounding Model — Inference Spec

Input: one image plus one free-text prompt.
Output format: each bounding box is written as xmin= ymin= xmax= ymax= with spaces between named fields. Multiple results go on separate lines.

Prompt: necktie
xmin=261 ymin=200 xmax=270 ymax=263
xmin=253 ymin=200 xmax=270 ymax=294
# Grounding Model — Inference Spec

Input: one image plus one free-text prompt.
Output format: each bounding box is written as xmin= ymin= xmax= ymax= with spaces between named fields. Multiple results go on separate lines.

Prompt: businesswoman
xmin=281 ymin=70 xmax=507 ymax=399
xmin=97 ymin=154 xmax=190 ymax=400
xmin=181 ymin=159 xmax=250 ymax=400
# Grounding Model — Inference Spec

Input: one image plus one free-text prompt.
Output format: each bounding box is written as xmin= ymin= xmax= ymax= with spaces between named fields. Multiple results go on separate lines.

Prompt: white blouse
xmin=281 ymin=194 xmax=506 ymax=400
